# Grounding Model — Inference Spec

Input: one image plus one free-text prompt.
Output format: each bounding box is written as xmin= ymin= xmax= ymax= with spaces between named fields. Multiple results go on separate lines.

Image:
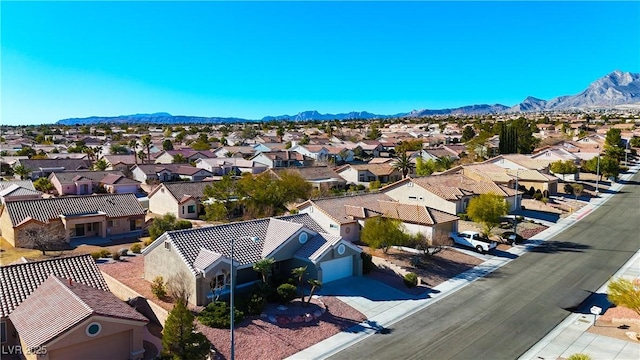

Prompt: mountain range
xmin=56 ymin=70 xmax=640 ymax=125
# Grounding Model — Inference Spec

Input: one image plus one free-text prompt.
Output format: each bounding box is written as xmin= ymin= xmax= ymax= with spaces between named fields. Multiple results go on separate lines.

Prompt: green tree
xmin=141 ymin=135 xmax=152 ymax=164
xmin=128 ymin=139 xmax=139 ymax=165
xmin=392 ymin=152 xmax=413 ymax=178
xmin=109 ymin=144 xmax=129 ymax=155
xmin=291 ymin=266 xmax=307 ymax=302
xmin=191 ymin=140 xmax=211 ymax=151
xmin=172 ymin=154 xmax=187 ymax=164
xmin=607 ymin=277 xmax=640 ymax=316
xmin=299 ymin=134 xmax=310 ymax=145
xmin=253 ymin=258 xmax=275 ymax=284
xmin=360 ymin=217 xmax=409 ymax=254
xmin=163 ymin=139 xmax=174 ymax=151
xmin=435 ymin=156 xmax=454 ymax=171
xmin=149 ymin=213 xmax=193 ymax=240
xmin=466 ymin=193 xmax=510 ymax=237
xmin=395 ymin=139 xmax=423 ymax=154
xmin=415 ymin=157 xmax=436 ymax=176
xmin=240 ymin=171 xmax=312 ymax=218
xmin=604 ymin=128 xmax=624 ymax=161
xmin=461 ymin=126 xmax=476 ymax=142
xmin=13 ymin=164 xmax=31 ymax=180
xmin=202 ymin=174 xmax=244 ymax=222
xmin=367 ymin=123 xmax=381 ymax=140
xmin=571 ymin=183 xmax=584 ymax=200
xmin=93 ymin=158 xmax=109 ymax=171
xmin=33 ymin=177 xmax=54 ymax=193
xmin=162 ymin=300 xmax=210 ymax=360
xmin=305 ymin=279 xmax=322 ymax=307
xmin=550 ymin=160 xmax=577 ymax=180
xmin=600 ymin=155 xmax=620 ymax=179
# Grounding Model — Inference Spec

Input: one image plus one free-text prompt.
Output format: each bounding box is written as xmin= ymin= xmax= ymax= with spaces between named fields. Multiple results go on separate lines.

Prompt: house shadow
xmin=618 ymin=179 xmax=640 ymax=186
xmin=346 ymin=319 xmax=392 ymax=335
xmin=514 ymin=209 xmax=560 ymax=223
xmin=563 ymin=291 xmax=612 ymax=316
xmin=529 ymin=240 xmax=591 ymax=254
xmin=490 ymin=249 xmax=519 ymax=259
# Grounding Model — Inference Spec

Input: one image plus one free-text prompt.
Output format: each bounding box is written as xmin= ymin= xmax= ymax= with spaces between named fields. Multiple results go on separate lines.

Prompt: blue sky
xmin=2 ymin=1 xmax=639 ymax=125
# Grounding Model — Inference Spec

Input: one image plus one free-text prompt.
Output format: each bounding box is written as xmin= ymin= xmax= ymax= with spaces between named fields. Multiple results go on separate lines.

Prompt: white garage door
xmin=321 ymin=256 xmax=353 ymax=283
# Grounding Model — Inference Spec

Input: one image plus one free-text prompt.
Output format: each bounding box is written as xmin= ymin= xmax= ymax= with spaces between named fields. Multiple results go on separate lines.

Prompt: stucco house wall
xmin=148 ymin=188 xmax=180 ymax=217
xmin=144 ymin=241 xmax=199 ymax=304
xmin=383 ymin=183 xmax=459 ymax=215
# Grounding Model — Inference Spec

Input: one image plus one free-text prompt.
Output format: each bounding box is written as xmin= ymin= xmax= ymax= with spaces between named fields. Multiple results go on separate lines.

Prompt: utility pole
xmin=595 ymin=154 xmax=600 ymax=197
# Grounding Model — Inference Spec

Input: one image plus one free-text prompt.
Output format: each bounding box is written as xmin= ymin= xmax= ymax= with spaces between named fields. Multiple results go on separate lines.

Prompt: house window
xmin=359 ymin=174 xmax=365 ymax=182
xmin=188 ymin=205 xmax=196 ymax=214
xmin=107 ymin=220 xmax=114 ymax=227
xmin=86 ymin=322 xmax=101 ymax=337
xmin=182 ymin=206 xmax=185 ymax=214
xmin=1 ymin=321 xmax=6 ymax=343
xmin=164 ymin=241 xmax=170 ymax=250
xmin=329 ymin=224 xmax=339 ymax=229
xmin=210 ymin=269 xmax=230 ymax=289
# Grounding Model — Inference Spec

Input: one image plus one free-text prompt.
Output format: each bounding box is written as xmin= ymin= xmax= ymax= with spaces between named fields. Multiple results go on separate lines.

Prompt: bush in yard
xmin=130 ymin=243 xmax=142 ymax=253
xmin=111 ymin=251 xmax=121 ymax=261
xmin=246 ymin=293 xmax=266 ymax=315
xmin=361 ymin=252 xmax=374 ymax=274
xmin=564 ymin=183 xmax=574 ymax=194
xmin=151 ymin=276 xmax=167 ymax=299
xmin=567 ymin=354 xmax=592 ymax=360
xmin=457 ymin=213 xmax=470 ymax=221
xmin=277 ymin=283 xmax=298 ymax=303
xmin=90 ymin=252 xmax=102 ymax=260
xmin=403 ymin=272 xmax=418 ymax=288
xmin=533 ymin=192 xmax=543 ymax=201
xmin=198 ymin=301 xmax=244 ymax=328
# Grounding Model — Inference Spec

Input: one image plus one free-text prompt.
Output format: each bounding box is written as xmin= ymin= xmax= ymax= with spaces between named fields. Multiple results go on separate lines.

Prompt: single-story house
xmin=0 ymin=193 xmax=146 ymax=247
xmin=130 ymin=164 xmax=211 ymax=183
xmin=1 ymin=255 xmax=147 ymax=360
xmin=335 ymin=163 xmax=403 ymax=186
xmin=250 ymin=151 xmax=315 ymax=168
xmin=268 ymin=166 xmax=347 ymax=191
xmin=0 ymin=180 xmax=42 ymax=204
xmin=49 ymin=171 xmax=140 ymax=196
xmin=153 ymin=149 xmax=217 ymax=164
xmin=103 ymin=155 xmax=139 ymax=172
xmin=194 ymin=157 xmax=268 ymax=176
xmin=143 ymin=213 xmax=362 ymax=307
xmin=148 ymin=181 xmax=213 ymax=219
xmin=15 ymin=159 xmax=92 ymax=180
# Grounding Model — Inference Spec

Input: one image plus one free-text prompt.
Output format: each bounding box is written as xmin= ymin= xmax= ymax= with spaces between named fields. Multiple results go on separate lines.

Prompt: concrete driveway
xmin=318 ymin=276 xmax=429 ymax=319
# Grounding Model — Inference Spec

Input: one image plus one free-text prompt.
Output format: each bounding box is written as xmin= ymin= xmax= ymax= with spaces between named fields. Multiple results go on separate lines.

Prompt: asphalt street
xmin=331 ymin=172 xmax=640 ymax=360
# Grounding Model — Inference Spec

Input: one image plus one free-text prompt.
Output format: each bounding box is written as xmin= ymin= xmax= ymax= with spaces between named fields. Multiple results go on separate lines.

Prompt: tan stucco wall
xmin=0 ymin=209 xmax=17 ymax=246
xmin=144 ymin=242 xmax=198 ymax=305
xmin=298 ymin=206 xmax=342 ymax=236
xmin=384 ymin=183 xmax=458 ymax=214
xmin=101 ymin=272 xmax=169 ymax=326
xmin=20 ymin=316 xmax=145 ymax=360
xmin=148 ymin=187 xmax=179 ymax=217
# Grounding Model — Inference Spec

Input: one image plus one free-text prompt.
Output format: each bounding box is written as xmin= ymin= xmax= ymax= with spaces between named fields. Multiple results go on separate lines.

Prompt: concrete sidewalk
xmin=287 ymin=162 xmax=640 ymax=360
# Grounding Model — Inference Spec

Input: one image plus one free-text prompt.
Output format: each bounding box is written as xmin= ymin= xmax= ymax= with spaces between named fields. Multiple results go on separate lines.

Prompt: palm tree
xmin=436 ymin=156 xmax=454 ymax=171
xmin=13 ymin=164 xmax=31 ymax=180
xmin=94 ymin=145 xmax=103 ymax=160
xmin=128 ymin=139 xmax=138 ymax=165
xmin=291 ymin=266 xmax=307 ymax=302
xmin=93 ymin=158 xmax=108 ymax=171
xmin=137 ymin=150 xmax=146 ymax=164
xmin=172 ymin=154 xmax=187 ymax=164
xmin=252 ymin=258 xmax=275 ymax=284
xmin=304 ymin=279 xmax=322 ymax=307
xmin=141 ymin=135 xmax=152 ymax=164
xmin=82 ymin=147 xmax=95 ymax=161
xmin=392 ymin=152 xmax=414 ymax=179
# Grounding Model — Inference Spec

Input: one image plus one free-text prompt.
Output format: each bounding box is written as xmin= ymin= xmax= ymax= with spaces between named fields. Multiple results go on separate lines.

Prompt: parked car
xmin=449 ymin=231 xmax=498 ymax=253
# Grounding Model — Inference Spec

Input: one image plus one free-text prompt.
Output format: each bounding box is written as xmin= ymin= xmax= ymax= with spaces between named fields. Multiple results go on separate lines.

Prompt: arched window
xmin=210 ymin=269 xmax=230 ymax=290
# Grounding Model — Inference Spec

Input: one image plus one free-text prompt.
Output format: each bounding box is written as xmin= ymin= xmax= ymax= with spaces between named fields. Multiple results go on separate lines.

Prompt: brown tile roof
xmin=0 ymin=254 xmax=109 ymax=317
xmin=149 ymin=181 xmax=214 ymax=201
xmin=338 ymin=163 xmax=397 ymax=176
xmin=9 ymin=275 xmax=147 ymax=347
xmin=299 ymin=192 xmax=394 ymax=224
xmin=377 ymin=201 xmax=458 ymax=225
xmin=410 ymin=173 xmax=513 ymax=199
xmin=50 ymin=170 xmax=126 ymax=184
xmin=271 ymin=166 xmax=345 ymax=182
xmin=3 ymin=193 xmax=145 ymax=227
xmin=99 ymin=173 xmax=139 ymax=185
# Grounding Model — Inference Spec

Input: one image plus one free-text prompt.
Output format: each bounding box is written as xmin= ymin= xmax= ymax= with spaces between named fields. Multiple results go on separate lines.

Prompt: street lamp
xmin=230 ymin=236 xmax=259 ymax=360
xmin=595 ymin=154 xmax=600 ymax=197
xmin=513 ymin=169 xmax=519 ymax=244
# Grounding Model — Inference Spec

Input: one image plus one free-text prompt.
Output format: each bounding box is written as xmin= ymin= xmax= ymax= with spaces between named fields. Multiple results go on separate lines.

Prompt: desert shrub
xmin=143 ymin=238 xmax=153 ymax=246
xmin=245 ymin=293 xmax=266 ymax=315
xmin=533 ymin=192 xmax=543 ymax=201
xmin=199 ymin=301 xmax=244 ymax=328
xmin=118 ymin=248 xmax=129 ymax=256
xmin=564 ymin=183 xmax=574 ymax=194
xmin=361 ymin=252 xmax=374 ymax=274
xmin=528 ymin=186 xmax=535 ymax=197
xmin=151 ymin=276 xmax=167 ymax=299
xmin=98 ymin=249 xmax=110 ymax=258
xmin=403 ymin=272 xmax=418 ymax=288
xmin=112 ymin=251 xmax=121 ymax=261
xmin=541 ymin=197 xmax=549 ymax=204
xmin=130 ymin=243 xmax=142 ymax=253
xmin=567 ymin=354 xmax=592 ymax=360
xmin=542 ymin=190 xmax=549 ymax=198
xmin=277 ymin=283 xmax=297 ymax=303
xmin=90 ymin=252 xmax=102 ymax=260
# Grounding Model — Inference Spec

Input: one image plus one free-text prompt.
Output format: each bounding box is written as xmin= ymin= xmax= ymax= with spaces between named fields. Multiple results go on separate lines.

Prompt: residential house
xmin=130 ymin=164 xmax=212 ymax=183
xmin=148 ymin=181 xmax=213 ymax=219
xmin=49 ymin=171 xmax=140 ymax=196
xmin=194 ymin=158 xmax=268 ymax=176
xmin=444 ymin=163 xmax=558 ymax=196
xmin=250 ymin=151 xmax=314 ymax=168
xmin=268 ymin=166 xmax=347 ymax=192
xmin=152 ymin=149 xmax=217 ymax=164
xmin=335 ymin=163 xmax=402 ymax=186
xmin=15 ymin=159 xmax=92 ymax=180
xmin=419 ymin=146 xmax=461 ymax=162
xmin=212 ymin=146 xmax=257 ymax=159
xmin=103 ymin=154 xmax=138 ymax=172
xmin=382 ymin=174 xmax=519 ymax=215
xmin=289 ymin=144 xmax=331 ymax=162
xmin=1 ymin=255 xmax=147 ymax=360
xmin=0 ymin=180 xmax=42 ymax=204
xmin=0 ymin=193 xmax=146 ymax=247
xmin=356 ymin=140 xmax=384 ymax=158
xmin=142 ymin=214 xmax=362 ymax=307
